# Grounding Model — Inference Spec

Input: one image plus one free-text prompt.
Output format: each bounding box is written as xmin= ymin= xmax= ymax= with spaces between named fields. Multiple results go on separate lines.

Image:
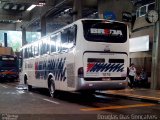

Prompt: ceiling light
xmin=4 ymin=4 xmax=10 ymax=9
xmin=16 ymin=18 xmax=22 ymax=23
xmin=27 ymin=4 xmax=36 ymax=11
xmin=38 ymin=0 xmax=46 ymax=6
xmin=19 ymin=6 xmax=25 ymax=11
xmin=12 ymin=5 xmax=18 ymax=10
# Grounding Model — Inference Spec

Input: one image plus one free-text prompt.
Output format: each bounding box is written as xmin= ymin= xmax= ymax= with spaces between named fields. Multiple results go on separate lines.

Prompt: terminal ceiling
xmin=0 ymin=0 xmax=143 ymax=32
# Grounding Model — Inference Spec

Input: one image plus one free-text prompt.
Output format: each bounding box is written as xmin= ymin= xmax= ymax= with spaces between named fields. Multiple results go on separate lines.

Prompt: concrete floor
xmin=0 ymin=81 xmax=160 ymax=120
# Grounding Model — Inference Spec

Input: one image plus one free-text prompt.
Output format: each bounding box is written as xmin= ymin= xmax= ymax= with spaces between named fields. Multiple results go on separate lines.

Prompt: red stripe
xmin=87 ymin=63 xmax=95 ymax=72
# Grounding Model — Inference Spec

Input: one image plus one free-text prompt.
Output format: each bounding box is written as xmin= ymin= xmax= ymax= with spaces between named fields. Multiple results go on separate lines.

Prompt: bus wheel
xmin=48 ymin=79 xmax=56 ymax=98
xmin=28 ymin=85 xmax=32 ymax=91
xmin=24 ymin=75 xmax=32 ymax=91
xmin=24 ymin=75 xmax=27 ymax=85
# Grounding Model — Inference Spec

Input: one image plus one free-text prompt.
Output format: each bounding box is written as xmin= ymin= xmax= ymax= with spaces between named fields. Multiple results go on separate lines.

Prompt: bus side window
xmin=40 ymin=37 xmax=50 ymax=55
xmin=40 ymin=41 xmax=43 ymax=55
xmin=34 ymin=43 xmax=39 ymax=56
xmin=56 ymin=33 xmax=61 ymax=52
xmin=28 ymin=46 xmax=33 ymax=58
xmin=61 ymin=26 xmax=77 ymax=52
xmin=50 ymin=34 xmax=57 ymax=53
xmin=42 ymin=43 xmax=45 ymax=55
xmin=46 ymin=43 xmax=50 ymax=54
xmin=61 ymin=28 xmax=69 ymax=52
xmin=31 ymin=46 xmax=34 ymax=57
xmin=44 ymin=38 xmax=50 ymax=54
xmin=24 ymin=47 xmax=28 ymax=58
xmin=68 ymin=25 xmax=77 ymax=48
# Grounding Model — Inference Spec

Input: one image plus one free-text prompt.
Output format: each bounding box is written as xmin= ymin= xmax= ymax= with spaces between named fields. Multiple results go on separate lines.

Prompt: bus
xmin=19 ymin=19 xmax=129 ymax=97
xmin=0 ymin=48 xmax=19 ymax=81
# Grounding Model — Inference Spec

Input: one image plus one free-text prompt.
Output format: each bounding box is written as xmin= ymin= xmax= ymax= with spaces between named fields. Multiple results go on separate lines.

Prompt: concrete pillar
xmin=4 ymin=33 xmax=7 ymax=47
xmin=22 ymin=27 xmax=27 ymax=46
xmin=41 ymin=15 xmax=46 ymax=37
xmin=151 ymin=0 xmax=160 ymax=90
xmin=73 ymin=0 xmax=82 ymax=21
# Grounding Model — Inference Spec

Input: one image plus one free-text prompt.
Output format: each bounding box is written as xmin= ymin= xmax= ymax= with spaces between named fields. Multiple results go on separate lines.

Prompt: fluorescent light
xmin=19 ymin=6 xmax=25 ymax=11
xmin=38 ymin=0 xmax=46 ymax=6
xmin=16 ymin=19 xmax=22 ymax=23
xmin=4 ymin=4 xmax=10 ymax=9
xmin=12 ymin=5 xmax=18 ymax=10
xmin=27 ymin=5 xmax=36 ymax=11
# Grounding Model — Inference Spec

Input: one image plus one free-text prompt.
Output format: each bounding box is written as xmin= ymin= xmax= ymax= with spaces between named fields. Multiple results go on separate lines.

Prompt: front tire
xmin=48 ymin=78 xmax=56 ymax=98
xmin=28 ymin=85 xmax=32 ymax=91
xmin=24 ymin=75 xmax=32 ymax=91
xmin=24 ymin=75 xmax=27 ymax=85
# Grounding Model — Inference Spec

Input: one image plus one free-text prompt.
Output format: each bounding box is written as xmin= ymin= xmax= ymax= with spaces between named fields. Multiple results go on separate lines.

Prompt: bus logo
xmin=90 ymin=28 xmax=123 ymax=36
xmin=35 ymin=58 xmax=66 ymax=81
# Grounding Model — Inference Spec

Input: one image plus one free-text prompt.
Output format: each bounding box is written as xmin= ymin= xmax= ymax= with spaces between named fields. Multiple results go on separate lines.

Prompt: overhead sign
xmin=103 ymin=11 xmax=116 ymax=20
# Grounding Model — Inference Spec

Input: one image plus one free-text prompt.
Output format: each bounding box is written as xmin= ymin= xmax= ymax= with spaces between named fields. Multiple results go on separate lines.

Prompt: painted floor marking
xmin=43 ymin=98 xmax=60 ymax=104
xmin=80 ymin=103 xmax=155 ymax=111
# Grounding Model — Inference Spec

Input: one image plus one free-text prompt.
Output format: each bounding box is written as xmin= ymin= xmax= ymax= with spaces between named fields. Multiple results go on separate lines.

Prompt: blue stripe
xmin=89 ymin=63 xmax=124 ymax=72
xmin=35 ymin=58 xmax=66 ymax=81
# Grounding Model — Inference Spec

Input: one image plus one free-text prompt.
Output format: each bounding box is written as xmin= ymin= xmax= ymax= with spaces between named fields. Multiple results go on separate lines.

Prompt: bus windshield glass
xmin=82 ymin=20 xmax=127 ymax=43
xmin=0 ymin=56 xmax=17 ymax=68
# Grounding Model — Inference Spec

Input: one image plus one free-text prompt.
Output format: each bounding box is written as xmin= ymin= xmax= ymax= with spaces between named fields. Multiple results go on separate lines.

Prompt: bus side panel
xmin=56 ymin=52 xmax=76 ymax=91
xmin=33 ymin=55 xmax=49 ymax=88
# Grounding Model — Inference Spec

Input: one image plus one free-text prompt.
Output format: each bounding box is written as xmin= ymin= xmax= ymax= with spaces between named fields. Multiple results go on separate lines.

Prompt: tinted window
xmin=61 ymin=29 xmax=68 ymax=51
xmin=41 ymin=38 xmax=50 ymax=55
xmin=24 ymin=48 xmax=28 ymax=58
xmin=82 ymin=20 xmax=127 ymax=43
xmin=61 ymin=26 xmax=76 ymax=52
xmin=34 ymin=43 xmax=39 ymax=56
xmin=28 ymin=46 xmax=33 ymax=57
xmin=68 ymin=26 xmax=76 ymax=47
xmin=50 ymin=33 xmax=61 ymax=53
xmin=50 ymin=34 xmax=56 ymax=53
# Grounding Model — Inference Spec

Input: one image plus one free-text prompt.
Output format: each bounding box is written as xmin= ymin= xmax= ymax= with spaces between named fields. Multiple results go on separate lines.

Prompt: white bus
xmin=19 ymin=19 xmax=129 ymax=97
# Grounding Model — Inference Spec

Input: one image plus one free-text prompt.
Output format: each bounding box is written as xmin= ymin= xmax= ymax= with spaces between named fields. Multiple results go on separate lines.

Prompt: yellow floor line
xmin=107 ymin=92 xmax=160 ymax=101
xmin=107 ymin=91 xmax=160 ymax=100
xmin=81 ymin=103 xmax=155 ymax=111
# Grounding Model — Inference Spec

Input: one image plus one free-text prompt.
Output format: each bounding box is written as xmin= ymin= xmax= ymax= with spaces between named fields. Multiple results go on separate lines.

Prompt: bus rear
xmin=76 ymin=20 xmax=129 ymax=91
xmin=0 ymin=55 xmax=19 ymax=80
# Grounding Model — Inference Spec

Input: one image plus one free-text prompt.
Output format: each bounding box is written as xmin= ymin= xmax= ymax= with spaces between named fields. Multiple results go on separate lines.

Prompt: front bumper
xmin=0 ymin=74 xmax=19 ymax=79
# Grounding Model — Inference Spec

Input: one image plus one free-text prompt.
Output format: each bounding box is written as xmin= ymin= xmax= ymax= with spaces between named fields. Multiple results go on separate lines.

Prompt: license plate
xmin=102 ymin=73 xmax=111 ymax=76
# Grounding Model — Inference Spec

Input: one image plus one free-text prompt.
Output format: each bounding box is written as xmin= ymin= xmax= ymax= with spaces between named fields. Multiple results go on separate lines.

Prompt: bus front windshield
xmin=0 ymin=57 xmax=17 ymax=68
xmin=82 ymin=20 xmax=127 ymax=43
